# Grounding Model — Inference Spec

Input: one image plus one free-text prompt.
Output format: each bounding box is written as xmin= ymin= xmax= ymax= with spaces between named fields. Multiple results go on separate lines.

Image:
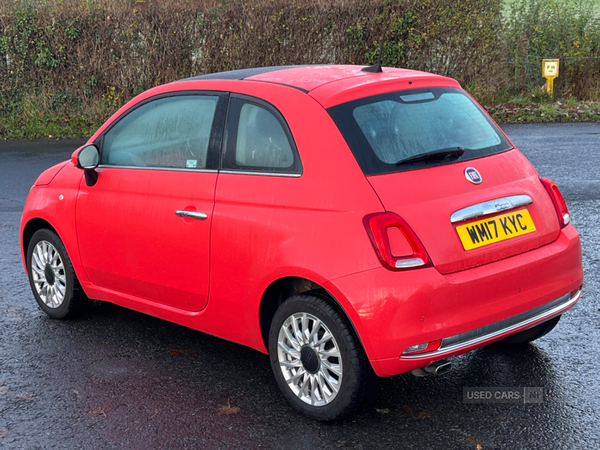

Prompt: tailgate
xmin=367 ymin=150 xmax=561 ymax=274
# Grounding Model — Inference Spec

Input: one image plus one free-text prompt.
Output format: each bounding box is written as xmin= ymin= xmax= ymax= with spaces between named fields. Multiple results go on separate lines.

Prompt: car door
xmin=76 ymin=92 xmax=227 ymax=311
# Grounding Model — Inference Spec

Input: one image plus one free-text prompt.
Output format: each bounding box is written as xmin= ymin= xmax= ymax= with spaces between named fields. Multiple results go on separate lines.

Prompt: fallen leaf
xmin=451 ymin=428 xmax=486 ymax=447
xmin=0 ymin=427 xmax=8 ymax=438
xmin=403 ymin=405 xmax=415 ymax=416
xmin=15 ymin=392 xmax=35 ymax=402
xmin=465 ymin=435 xmax=485 ymax=446
xmin=85 ymin=404 xmax=114 ymax=418
xmin=375 ymin=408 xmax=390 ymax=414
xmin=417 ymin=409 xmax=432 ymax=419
xmin=150 ymin=409 xmax=158 ymax=419
xmin=169 ymin=349 xmax=197 ymax=358
xmin=217 ymin=398 xmax=240 ymax=415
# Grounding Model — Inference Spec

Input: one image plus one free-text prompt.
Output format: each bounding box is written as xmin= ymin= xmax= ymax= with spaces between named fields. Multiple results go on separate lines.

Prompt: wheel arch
xmin=258 ymin=276 xmax=367 ymax=359
xmin=22 ymin=218 xmax=58 ymax=268
xmin=21 ymin=217 xmax=87 ymax=285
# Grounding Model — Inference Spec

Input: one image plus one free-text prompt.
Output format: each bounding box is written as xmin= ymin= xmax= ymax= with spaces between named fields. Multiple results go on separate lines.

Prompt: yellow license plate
xmin=456 ymin=209 xmax=536 ymax=251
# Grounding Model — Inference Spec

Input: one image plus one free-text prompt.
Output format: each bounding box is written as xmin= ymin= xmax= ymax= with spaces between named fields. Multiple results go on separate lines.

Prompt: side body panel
xmin=27 ymin=81 xmax=385 ymax=354
xmin=75 ymin=168 xmax=218 ymax=311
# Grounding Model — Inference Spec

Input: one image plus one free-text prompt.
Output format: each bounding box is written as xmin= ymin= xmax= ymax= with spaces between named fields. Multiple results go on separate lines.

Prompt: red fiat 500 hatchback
xmin=21 ymin=65 xmax=583 ymax=421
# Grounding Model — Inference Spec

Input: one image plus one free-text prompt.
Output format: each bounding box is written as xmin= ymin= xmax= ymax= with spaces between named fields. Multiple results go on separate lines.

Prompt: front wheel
xmin=26 ymin=228 xmax=93 ymax=319
xmin=268 ymin=294 xmax=372 ymax=421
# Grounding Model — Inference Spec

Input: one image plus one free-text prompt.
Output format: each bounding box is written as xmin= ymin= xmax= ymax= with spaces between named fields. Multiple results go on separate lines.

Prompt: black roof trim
xmin=251 ymin=80 xmax=309 ymax=94
xmin=178 ymin=65 xmax=320 ymax=84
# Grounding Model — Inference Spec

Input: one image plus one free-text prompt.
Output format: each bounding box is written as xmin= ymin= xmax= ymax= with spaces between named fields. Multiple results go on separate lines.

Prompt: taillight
xmin=541 ymin=177 xmax=570 ymax=228
xmin=363 ymin=212 xmax=432 ymax=271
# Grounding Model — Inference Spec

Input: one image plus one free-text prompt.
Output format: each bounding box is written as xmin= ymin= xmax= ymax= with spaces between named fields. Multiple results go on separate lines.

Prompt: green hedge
xmin=0 ymin=0 xmax=598 ymax=138
xmin=0 ymin=0 xmax=504 ymax=126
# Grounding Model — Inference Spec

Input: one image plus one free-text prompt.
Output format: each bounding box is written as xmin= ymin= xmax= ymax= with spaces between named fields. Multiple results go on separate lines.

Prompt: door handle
xmin=175 ymin=210 xmax=208 ymax=220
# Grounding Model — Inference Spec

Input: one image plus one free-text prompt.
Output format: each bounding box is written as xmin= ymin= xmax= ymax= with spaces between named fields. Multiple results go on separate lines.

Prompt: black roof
xmin=177 ymin=65 xmax=322 ymax=92
xmin=180 ymin=66 xmax=312 ymax=81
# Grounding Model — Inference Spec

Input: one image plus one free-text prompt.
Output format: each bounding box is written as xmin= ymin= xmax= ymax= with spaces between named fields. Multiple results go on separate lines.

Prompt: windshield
xmin=328 ymin=87 xmax=512 ymax=175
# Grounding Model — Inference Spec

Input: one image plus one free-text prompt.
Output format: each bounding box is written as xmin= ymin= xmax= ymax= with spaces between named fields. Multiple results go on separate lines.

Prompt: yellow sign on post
xmin=542 ymin=59 xmax=559 ymax=97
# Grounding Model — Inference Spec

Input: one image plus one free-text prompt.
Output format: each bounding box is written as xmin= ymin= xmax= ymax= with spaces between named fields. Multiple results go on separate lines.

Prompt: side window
xmin=101 ymin=95 xmax=219 ymax=169
xmin=223 ymin=97 xmax=301 ymax=174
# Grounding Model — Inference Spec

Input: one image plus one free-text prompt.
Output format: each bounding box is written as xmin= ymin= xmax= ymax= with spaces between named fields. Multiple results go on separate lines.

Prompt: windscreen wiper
xmin=395 ymin=147 xmax=466 ymax=165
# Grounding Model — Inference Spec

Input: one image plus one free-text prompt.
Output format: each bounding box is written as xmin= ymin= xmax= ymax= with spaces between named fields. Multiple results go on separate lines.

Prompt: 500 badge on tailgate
xmin=456 ymin=209 xmax=537 ymax=250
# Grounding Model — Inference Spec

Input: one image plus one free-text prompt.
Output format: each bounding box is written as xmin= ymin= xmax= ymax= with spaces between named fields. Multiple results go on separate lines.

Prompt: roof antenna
xmin=362 ymin=26 xmax=386 ymax=73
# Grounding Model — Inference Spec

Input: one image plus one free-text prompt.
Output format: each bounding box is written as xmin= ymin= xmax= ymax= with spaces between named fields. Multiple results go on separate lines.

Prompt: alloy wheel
xmin=30 ymin=240 xmax=66 ymax=308
xmin=277 ymin=312 xmax=343 ymax=406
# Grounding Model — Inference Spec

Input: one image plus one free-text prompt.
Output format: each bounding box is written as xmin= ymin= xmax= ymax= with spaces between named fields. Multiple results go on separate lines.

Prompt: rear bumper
xmin=324 ymin=224 xmax=583 ymax=377
xmin=407 ymin=289 xmax=579 ymax=359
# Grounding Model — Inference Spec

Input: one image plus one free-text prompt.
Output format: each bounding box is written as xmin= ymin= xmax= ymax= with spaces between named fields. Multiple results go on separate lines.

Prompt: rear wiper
xmin=395 ymin=147 xmax=466 ymax=165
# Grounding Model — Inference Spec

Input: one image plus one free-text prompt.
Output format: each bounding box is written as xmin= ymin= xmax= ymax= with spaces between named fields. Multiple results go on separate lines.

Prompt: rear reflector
xmin=541 ymin=177 xmax=570 ymax=228
xmin=402 ymin=340 xmax=442 ymax=356
xmin=364 ymin=212 xmax=432 ymax=271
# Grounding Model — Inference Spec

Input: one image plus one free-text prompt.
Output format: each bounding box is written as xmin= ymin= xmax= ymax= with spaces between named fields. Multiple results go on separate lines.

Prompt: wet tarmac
xmin=0 ymin=124 xmax=598 ymax=449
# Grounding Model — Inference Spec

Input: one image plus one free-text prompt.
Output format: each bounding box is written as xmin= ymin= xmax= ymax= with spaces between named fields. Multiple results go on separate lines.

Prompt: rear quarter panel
xmin=204 ymin=83 xmax=385 ymax=351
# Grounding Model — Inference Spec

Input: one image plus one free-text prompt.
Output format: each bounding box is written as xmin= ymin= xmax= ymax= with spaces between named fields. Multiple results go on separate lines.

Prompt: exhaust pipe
xmin=424 ymin=359 xmax=452 ymax=376
xmin=410 ymin=359 xmax=453 ymax=377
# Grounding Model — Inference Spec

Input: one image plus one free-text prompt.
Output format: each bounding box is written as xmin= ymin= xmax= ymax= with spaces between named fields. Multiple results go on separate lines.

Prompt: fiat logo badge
xmin=465 ymin=167 xmax=482 ymax=185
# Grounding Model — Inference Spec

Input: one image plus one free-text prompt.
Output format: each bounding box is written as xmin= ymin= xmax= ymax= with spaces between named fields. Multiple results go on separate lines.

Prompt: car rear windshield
xmin=327 ymin=87 xmax=512 ymax=175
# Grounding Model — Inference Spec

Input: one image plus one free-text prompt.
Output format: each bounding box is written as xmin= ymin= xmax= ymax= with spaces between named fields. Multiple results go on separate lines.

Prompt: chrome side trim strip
xmin=450 ymin=195 xmax=533 ymax=223
xmin=219 ymin=170 xmax=302 ymax=178
xmin=98 ymin=165 xmax=218 ymax=173
xmin=96 ymin=166 xmax=301 ymax=177
xmin=401 ymin=289 xmax=580 ymax=359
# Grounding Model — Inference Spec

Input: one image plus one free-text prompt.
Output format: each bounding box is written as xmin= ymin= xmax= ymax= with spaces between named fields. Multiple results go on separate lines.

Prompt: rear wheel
xmin=27 ymin=229 xmax=93 ymax=319
xmin=500 ymin=315 xmax=561 ymax=345
xmin=268 ymin=294 xmax=372 ymax=421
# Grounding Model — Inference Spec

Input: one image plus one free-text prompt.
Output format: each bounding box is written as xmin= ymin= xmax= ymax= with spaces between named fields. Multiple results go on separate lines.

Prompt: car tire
xmin=26 ymin=228 xmax=93 ymax=319
xmin=268 ymin=293 xmax=372 ymax=421
xmin=500 ymin=315 xmax=561 ymax=345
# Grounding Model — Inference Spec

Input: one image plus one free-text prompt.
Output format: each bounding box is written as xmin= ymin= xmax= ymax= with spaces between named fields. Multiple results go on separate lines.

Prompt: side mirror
xmin=77 ymin=144 xmax=100 ymax=169
xmin=75 ymin=144 xmax=100 ymax=186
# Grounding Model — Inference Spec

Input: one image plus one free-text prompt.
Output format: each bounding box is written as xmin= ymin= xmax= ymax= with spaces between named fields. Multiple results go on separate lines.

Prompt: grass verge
xmin=0 ymin=114 xmax=99 ymax=140
xmin=485 ymin=100 xmax=600 ymax=124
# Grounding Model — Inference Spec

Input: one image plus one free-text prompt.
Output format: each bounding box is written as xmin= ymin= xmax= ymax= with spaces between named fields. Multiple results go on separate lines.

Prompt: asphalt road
xmin=0 ymin=123 xmax=598 ymax=449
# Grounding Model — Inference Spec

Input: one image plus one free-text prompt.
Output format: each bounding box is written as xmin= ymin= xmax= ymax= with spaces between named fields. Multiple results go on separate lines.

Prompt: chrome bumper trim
xmin=401 ymin=289 xmax=581 ymax=359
